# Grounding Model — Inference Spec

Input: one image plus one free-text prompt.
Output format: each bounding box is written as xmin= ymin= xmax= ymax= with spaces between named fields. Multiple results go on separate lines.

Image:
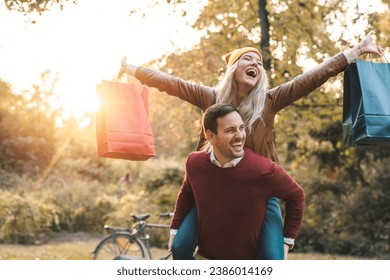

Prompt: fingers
xmin=366 ymin=30 xmax=374 ymax=38
xmin=118 ymin=56 xmax=127 ymax=79
xmin=117 ymin=69 xmax=124 ymax=79
xmin=377 ymin=45 xmax=385 ymax=56
xmin=362 ymin=30 xmax=375 ymax=44
xmin=367 ymin=31 xmax=385 ymax=55
xmin=121 ymin=56 xmax=127 ymax=63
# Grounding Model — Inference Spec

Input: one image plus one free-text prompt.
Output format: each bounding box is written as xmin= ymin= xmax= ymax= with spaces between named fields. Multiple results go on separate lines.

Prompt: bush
xmin=0 ymin=193 xmax=56 ymax=244
xmin=73 ymin=195 xmax=117 ymax=232
xmin=145 ymin=167 xmax=184 ymax=192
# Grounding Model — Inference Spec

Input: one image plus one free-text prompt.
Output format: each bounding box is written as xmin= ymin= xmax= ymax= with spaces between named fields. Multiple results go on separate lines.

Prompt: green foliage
xmin=4 ymin=0 xmax=77 ymax=15
xmin=73 ymin=195 xmax=117 ymax=232
xmin=156 ymin=0 xmax=390 ymax=258
xmin=0 ymin=73 xmax=61 ymax=175
xmin=145 ymin=167 xmax=184 ymax=192
xmin=42 ymin=179 xmax=120 ymax=232
xmin=147 ymin=87 xmax=202 ymax=157
xmin=1 ymin=0 xmax=389 ymax=259
xmin=0 ymin=192 xmax=56 ymax=244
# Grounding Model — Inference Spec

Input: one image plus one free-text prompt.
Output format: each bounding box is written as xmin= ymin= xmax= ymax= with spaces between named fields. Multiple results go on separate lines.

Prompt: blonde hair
xmin=214 ymin=61 xmax=268 ymax=133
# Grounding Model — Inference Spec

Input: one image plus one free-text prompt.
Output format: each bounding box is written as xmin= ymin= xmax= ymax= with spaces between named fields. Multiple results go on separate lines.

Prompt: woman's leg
xmin=256 ymin=197 xmax=284 ymax=260
xmin=171 ymin=206 xmax=198 ymax=260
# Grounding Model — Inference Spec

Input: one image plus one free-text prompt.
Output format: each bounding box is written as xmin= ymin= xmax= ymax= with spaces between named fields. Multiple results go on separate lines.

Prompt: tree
xmin=147 ymin=0 xmax=390 ymax=257
xmin=0 ymin=71 xmax=62 ymax=176
xmin=4 ymin=0 xmax=77 ymax=15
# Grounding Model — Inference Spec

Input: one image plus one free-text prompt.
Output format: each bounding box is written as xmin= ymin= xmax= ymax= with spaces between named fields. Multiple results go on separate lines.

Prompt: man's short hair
xmin=202 ymin=103 xmax=241 ymax=134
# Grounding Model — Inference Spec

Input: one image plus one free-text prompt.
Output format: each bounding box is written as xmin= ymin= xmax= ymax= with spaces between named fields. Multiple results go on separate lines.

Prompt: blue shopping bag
xmin=343 ymin=59 xmax=390 ymax=146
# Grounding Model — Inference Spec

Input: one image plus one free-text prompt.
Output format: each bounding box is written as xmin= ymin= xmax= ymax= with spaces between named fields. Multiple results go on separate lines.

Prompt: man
xmin=169 ymin=103 xmax=305 ymax=260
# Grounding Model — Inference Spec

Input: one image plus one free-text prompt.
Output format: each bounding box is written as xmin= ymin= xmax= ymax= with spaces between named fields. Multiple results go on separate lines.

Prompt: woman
xmin=119 ymin=31 xmax=383 ymax=259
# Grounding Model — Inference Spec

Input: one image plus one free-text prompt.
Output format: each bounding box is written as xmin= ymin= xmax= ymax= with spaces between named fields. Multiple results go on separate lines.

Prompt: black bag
xmin=342 ymin=59 xmax=390 ymax=146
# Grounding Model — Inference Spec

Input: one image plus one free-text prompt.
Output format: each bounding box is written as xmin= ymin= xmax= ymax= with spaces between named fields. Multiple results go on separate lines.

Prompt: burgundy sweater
xmin=171 ymin=148 xmax=305 ymax=260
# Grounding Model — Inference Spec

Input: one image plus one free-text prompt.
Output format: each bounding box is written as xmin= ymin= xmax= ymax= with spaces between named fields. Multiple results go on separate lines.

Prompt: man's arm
xmin=169 ymin=171 xmax=196 ymax=251
xmin=261 ymin=162 xmax=305 ymax=253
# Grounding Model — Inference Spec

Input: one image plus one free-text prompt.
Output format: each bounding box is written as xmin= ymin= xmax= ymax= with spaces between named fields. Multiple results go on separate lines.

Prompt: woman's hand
xmin=358 ymin=31 xmax=385 ymax=56
xmin=117 ymin=56 xmax=128 ymax=79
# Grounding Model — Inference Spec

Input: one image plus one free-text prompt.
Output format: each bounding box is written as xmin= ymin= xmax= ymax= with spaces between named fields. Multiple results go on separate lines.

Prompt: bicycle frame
xmin=132 ymin=221 xmax=170 ymax=259
xmin=93 ymin=212 xmax=173 ymax=260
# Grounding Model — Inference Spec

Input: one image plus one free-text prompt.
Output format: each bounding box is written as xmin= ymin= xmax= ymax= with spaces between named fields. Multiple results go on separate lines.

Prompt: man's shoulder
xmin=187 ymin=151 xmax=209 ymax=164
xmin=242 ymin=147 xmax=275 ymax=170
xmin=243 ymin=147 xmax=268 ymax=161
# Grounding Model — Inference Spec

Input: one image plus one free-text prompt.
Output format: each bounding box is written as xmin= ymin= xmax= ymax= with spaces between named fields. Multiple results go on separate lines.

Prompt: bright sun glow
xmin=0 ymin=0 xmax=205 ymax=117
xmin=0 ymin=0 xmax=386 ymax=119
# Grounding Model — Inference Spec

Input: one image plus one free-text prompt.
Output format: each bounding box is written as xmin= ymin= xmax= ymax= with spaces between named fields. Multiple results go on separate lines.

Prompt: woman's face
xmin=234 ymin=51 xmax=263 ymax=91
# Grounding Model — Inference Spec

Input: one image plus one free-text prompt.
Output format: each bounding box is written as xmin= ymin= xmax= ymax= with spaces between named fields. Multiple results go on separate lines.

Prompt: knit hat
xmin=224 ymin=47 xmax=263 ymax=68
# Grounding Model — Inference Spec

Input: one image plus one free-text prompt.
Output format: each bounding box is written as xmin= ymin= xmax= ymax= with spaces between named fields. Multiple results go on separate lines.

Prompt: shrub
xmin=0 ymin=193 xmax=56 ymax=244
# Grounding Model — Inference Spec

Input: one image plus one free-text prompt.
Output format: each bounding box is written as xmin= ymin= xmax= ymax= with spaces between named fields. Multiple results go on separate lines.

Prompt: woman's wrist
xmin=353 ymin=43 xmax=364 ymax=56
xmin=125 ymin=64 xmax=138 ymax=76
xmin=343 ymin=48 xmax=359 ymax=64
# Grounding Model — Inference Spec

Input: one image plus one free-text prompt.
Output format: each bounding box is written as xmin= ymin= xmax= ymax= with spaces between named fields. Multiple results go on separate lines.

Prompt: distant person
xmin=169 ymin=103 xmax=305 ymax=259
xmin=119 ymin=31 xmax=383 ymax=259
xmin=117 ymin=171 xmax=134 ymax=198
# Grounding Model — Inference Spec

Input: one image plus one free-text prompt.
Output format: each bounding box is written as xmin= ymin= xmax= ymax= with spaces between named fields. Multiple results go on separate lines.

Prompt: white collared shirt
xmin=210 ymin=148 xmax=243 ymax=168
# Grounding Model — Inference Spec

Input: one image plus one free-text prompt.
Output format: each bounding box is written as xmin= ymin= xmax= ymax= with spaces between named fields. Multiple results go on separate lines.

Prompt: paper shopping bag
xmin=96 ymin=80 xmax=156 ymax=160
xmin=342 ymin=59 xmax=390 ymax=146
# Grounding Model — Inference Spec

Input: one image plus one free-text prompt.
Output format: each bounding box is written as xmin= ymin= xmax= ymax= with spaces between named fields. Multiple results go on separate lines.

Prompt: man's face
xmin=207 ymin=111 xmax=246 ymax=164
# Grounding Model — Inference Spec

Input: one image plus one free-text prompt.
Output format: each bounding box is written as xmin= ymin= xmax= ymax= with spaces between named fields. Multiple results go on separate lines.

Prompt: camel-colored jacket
xmin=135 ymin=53 xmax=350 ymax=163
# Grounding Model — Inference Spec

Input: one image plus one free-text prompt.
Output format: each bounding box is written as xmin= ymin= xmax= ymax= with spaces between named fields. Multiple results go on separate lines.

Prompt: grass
xmin=0 ymin=232 xmax=101 ymax=260
xmin=0 ymin=232 xmax=367 ymax=260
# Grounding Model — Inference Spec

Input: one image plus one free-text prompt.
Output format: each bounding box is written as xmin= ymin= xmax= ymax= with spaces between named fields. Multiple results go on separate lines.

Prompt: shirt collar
xmin=210 ymin=148 xmax=243 ymax=168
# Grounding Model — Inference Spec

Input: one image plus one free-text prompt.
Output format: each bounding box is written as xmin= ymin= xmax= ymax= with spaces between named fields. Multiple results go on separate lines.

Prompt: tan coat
xmin=135 ymin=53 xmax=349 ymax=163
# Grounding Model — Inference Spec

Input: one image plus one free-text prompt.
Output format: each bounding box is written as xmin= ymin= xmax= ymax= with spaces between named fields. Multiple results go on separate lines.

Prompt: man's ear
xmin=205 ymin=130 xmax=215 ymax=143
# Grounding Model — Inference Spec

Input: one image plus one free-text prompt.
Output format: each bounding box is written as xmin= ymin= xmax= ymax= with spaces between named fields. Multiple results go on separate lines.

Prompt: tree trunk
xmin=258 ymin=0 xmax=271 ymax=72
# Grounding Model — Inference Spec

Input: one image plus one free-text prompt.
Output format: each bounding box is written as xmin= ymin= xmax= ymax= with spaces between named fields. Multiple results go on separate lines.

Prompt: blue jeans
xmin=171 ymin=197 xmax=284 ymax=260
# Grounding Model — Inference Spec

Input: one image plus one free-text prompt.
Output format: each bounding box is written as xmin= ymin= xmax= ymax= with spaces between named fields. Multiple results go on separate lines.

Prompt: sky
xmin=0 ymin=0 xmax=205 ymax=115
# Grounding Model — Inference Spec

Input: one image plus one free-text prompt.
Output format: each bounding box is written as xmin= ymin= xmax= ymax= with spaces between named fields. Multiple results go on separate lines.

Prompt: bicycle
xmin=92 ymin=212 xmax=173 ymax=260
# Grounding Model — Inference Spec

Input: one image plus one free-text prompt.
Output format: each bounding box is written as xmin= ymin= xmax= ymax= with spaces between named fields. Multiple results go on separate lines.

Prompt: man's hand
xmin=168 ymin=234 xmax=176 ymax=252
xmin=284 ymin=244 xmax=290 ymax=260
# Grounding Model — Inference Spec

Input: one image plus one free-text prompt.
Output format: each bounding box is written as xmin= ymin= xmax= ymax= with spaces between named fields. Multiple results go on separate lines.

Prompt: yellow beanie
xmin=224 ymin=47 xmax=262 ymax=68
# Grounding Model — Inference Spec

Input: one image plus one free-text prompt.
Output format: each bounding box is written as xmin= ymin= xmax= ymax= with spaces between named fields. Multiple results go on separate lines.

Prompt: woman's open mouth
xmin=246 ymin=68 xmax=257 ymax=78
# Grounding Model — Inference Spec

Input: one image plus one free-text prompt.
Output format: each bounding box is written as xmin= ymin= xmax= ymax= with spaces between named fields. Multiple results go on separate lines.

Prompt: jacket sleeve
xmin=135 ymin=66 xmax=215 ymax=110
xmin=261 ymin=162 xmax=305 ymax=239
xmin=268 ymin=53 xmax=349 ymax=113
xmin=170 ymin=170 xmax=196 ymax=230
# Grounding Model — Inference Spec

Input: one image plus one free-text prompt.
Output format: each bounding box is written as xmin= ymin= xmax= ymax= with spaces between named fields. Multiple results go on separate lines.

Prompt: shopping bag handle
xmin=365 ymin=53 xmax=389 ymax=63
xmin=115 ymin=56 xmax=140 ymax=84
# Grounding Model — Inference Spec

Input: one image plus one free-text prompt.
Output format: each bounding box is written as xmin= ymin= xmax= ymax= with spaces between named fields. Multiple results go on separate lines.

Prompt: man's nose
xmin=235 ymin=130 xmax=245 ymax=139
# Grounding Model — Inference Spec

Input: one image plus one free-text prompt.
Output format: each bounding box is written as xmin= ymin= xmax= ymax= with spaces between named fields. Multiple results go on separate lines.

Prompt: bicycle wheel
xmin=93 ymin=232 xmax=146 ymax=260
